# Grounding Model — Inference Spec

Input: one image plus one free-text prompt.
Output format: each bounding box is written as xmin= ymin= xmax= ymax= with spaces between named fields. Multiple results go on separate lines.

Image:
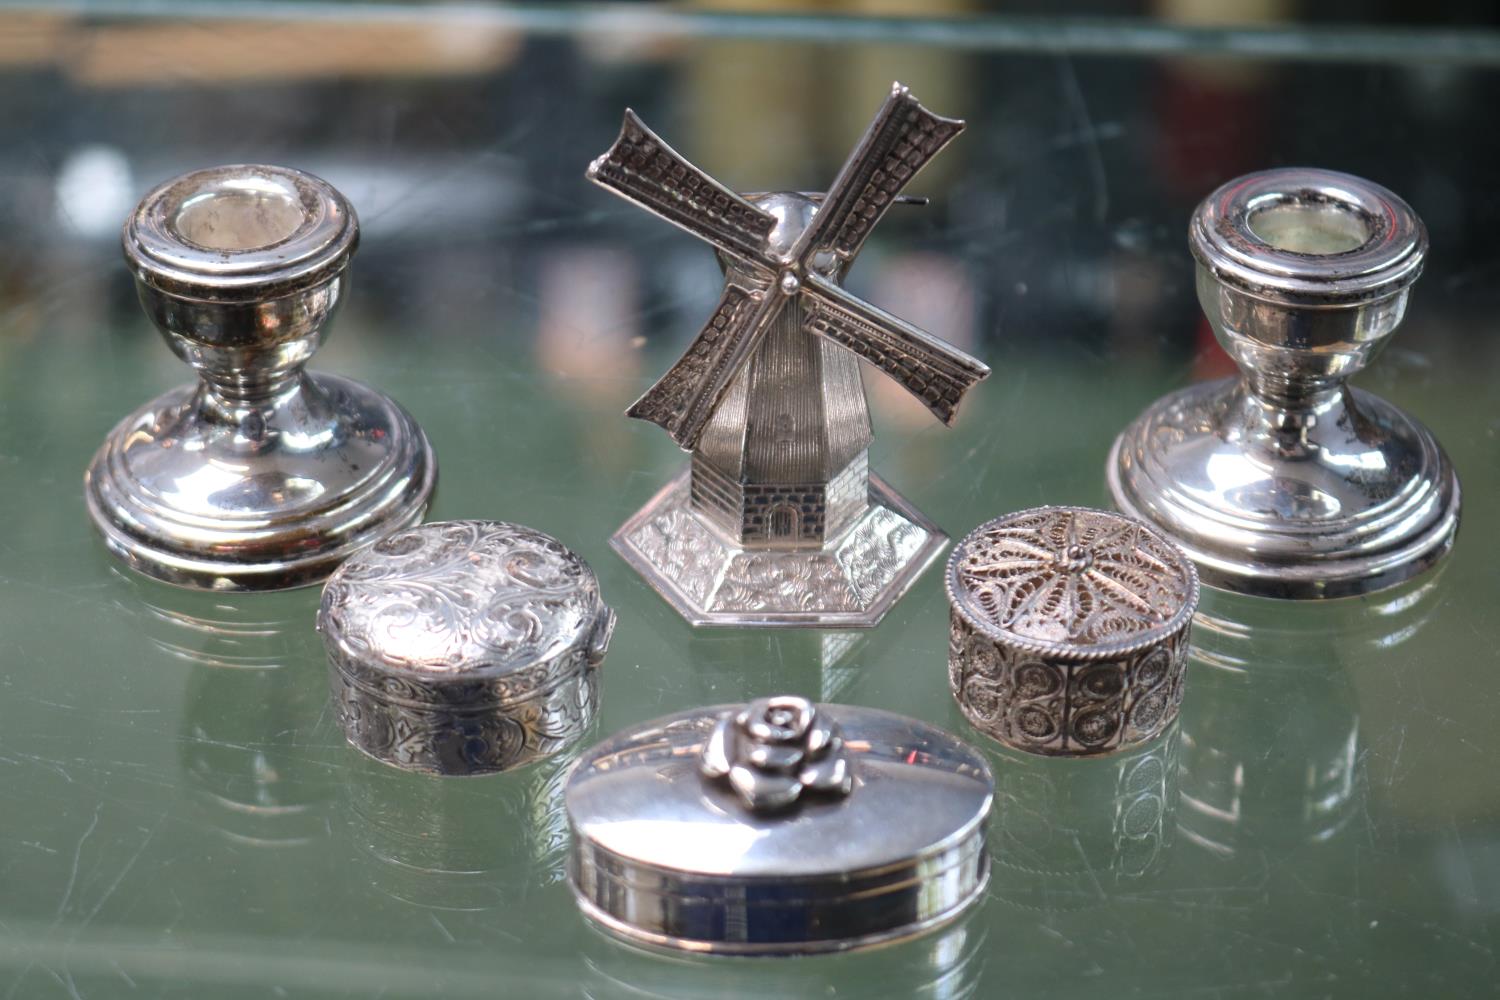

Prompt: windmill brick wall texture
xmin=691 ymin=451 xmax=869 ymax=547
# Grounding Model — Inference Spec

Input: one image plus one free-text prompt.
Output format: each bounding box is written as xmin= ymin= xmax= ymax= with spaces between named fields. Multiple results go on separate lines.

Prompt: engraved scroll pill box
xmin=86 ymin=163 xmax=436 ymax=591
xmin=947 ymin=507 xmax=1199 ymax=757
xmin=317 ymin=521 xmax=615 ymax=776
xmin=565 ymin=696 xmax=993 ymax=955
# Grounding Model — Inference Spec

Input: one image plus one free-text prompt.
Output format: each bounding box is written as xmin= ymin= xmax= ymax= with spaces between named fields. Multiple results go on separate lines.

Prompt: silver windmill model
xmin=590 ymin=83 xmax=989 ymax=627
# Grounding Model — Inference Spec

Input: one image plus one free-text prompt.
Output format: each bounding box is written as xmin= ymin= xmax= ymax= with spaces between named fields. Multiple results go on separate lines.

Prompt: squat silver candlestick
xmin=1108 ymin=167 xmax=1460 ymax=598
xmin=590 ymin=83 xmax=989 ymax=627
xmin=86 ymin=164 xmax=437 ymax=591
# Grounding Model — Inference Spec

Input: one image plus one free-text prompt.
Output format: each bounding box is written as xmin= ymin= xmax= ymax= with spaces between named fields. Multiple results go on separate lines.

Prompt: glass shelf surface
xmin=0 ymin=4 xmax=1497 ymax=997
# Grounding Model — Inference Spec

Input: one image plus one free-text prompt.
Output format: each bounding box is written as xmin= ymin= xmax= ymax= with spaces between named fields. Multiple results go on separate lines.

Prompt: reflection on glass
xmin=987 ymin=727 xmax=1180 ymax=912
xmin=179 ymin=661 xmax=332 ymax=849
xmin=1179 ymin=577 xmax=1443 ymax=857
xmin=339 ymin=748 xmax=577 ymax=912
xmin=114 ymin=567 xmax=309 ymax=672
xmin=581 ymin=911 xmax=985 ymax=1000
xmin=110 ymin=574 xmax=335 ymax=848
xmin=683 ymin=629 xmax=870 ymax=704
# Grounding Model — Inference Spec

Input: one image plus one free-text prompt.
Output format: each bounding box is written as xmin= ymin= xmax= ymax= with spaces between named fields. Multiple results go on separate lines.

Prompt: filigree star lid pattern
xmin=946 ymin=506 xmax=1199 ymax=661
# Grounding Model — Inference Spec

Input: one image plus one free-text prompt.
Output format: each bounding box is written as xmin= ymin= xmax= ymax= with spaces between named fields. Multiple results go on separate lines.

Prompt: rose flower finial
xmin=701 ymin=696 xmax=853 ymax=813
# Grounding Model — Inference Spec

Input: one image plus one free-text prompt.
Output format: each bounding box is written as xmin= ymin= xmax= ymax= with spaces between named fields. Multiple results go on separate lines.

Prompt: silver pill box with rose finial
xmin=564 ymin=694 xmax=993 ymax=955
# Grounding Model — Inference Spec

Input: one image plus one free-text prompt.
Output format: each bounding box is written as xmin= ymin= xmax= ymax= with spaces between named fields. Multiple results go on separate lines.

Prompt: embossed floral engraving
xmin=615 ymin=472 xmax=942 ymax=625
xmin=323 ymin=520 xmax=601 ymax=676
xmin=329 ymin=658 xmax=596 ymax=776
xmin=319 ymin=520 xmax=612 ymax=775
xmin=701 ymin=696 xmax=853 ymax=812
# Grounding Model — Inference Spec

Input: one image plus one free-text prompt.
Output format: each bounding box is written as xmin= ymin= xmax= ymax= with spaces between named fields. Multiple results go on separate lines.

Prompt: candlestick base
xmin=86 ymin=373 xmax=434 ymax=592
xmin=1107 ymin=378 xmax=1459 ymax=599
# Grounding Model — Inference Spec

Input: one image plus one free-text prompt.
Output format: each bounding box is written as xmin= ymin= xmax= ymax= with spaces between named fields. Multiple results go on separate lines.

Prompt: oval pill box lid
xmin=565 ymin=697 xmax=993 ymax=955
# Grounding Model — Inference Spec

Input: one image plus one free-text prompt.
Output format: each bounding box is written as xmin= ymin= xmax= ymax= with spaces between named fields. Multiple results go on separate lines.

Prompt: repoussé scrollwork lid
xmin=946 ymin=506 xmax=1199 ymax=661
xmin=319 ymin=520 xmax=614 ymax=709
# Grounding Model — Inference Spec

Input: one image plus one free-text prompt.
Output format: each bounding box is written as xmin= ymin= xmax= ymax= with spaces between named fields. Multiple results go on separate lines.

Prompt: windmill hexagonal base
xmin=611 ymin=469 xmax=947 ymax=628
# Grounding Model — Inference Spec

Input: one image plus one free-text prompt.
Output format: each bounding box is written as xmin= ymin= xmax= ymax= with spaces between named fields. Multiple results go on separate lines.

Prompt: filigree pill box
xmin=565 ymin=695 xmax=993 ymax=956
xmin=317 ymin=520 xmax=614 ymax=776
xmin=947 ymin=506 xmax=1199 ymax=757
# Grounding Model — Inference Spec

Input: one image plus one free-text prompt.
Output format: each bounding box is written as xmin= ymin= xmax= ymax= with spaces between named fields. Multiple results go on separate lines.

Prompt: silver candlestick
xmin=590 ymin=83 xmax=989 ymax=627
xmin=86 ymin=164 xmax=437 ymax=590
xmin=1108 ymin=167 xmax=1460 ymax=599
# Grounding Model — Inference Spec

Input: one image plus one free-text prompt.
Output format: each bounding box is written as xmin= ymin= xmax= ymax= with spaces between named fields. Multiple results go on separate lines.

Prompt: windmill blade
xmin=626 ymin=279 xmax=786 ymax=450
xmin=788 ymin=83 xmax=964 ymax=272
xmin=801 ymin=273 xmax=989 ymax=426
xmin=588 ymin=110 xmax=779 ymax=266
